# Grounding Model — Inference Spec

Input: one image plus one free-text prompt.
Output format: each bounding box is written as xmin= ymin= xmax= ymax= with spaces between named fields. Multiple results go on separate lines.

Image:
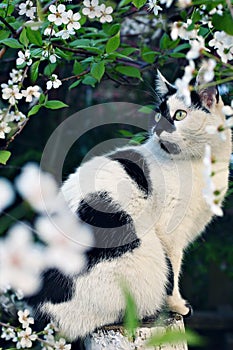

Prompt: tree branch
xmin=0 ymin=15 xmax=17 ymax=35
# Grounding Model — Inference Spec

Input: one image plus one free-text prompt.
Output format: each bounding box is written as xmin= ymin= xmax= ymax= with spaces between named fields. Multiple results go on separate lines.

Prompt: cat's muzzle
xmin=154 ymin=116 xmax=176 ymax=137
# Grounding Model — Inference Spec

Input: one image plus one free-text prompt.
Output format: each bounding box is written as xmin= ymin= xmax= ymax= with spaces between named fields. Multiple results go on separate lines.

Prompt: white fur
xmin=41 ymin=83 xmax=232 ymax=340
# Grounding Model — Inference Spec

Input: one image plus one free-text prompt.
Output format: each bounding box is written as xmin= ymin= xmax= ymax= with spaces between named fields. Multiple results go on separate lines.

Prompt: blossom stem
xmin=198 ymin=76 xmax=233 ymax=90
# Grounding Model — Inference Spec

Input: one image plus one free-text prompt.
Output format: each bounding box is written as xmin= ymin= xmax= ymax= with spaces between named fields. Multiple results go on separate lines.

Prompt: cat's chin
xmin=159 ymin=140 xmax=181 ymax=155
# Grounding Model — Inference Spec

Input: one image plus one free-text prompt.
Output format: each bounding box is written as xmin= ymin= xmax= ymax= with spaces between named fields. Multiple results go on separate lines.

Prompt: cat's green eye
xmin=174 ymin=110 xmax=187 ymax=121
xmin=155 ymin=112 xmax=162 ymax=123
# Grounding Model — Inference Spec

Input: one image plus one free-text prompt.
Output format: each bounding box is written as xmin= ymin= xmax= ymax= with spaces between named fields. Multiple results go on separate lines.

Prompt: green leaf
xmin=169 ymin=52 xmax=186 ymax=58
xmin=70 ymin=39 xmax=91 ymax=47
xmin=106 ymin=31 xmax=120 ymax=54
xmin=69 ymin=79 xmax=81 ymax=90
xmin=147 ymin=329 xmax=204 ymax=347
xmin=82 ymin=75 xmax=97 ymax=87
xmin=103 ymin=23 xmax=120 ymax=36
xmin=132 ymin=0 xmax=147 ymax=8
xmin=118 ymin=0 xmax=131 ymax=7
xmin=19 ymin=28 xmax=29 ymax=47
xmin=0 ymin=38 xmax=22 ymax=49
xmin=91 ymin=61 xmax=105 ymax=82
xmin=120 ymin=47 xmax=137 ymax=56
xmin=36 ymin=0 xmax=44 ymax=21
xmin=139 ymin=105 xmax=155 ymax=114
xmin=122 ymin=283 xmax=138 ymax=339
xmin=45 ymin=100 xmax=68 ymax=110
xmin=212 ymin=12 xmax=233 ymax=35
xmin=26 ymin=27 xmax=42 ymax=46
xmin=39 ymin=93 xmax=46 ymax=104
xmin=73 ymin=61 xmax=84 ymax=75
xmin=160 ymin=33 xmax=179 ymax=50
xmin=44 ymin=63 xmax=57 ymax=76
xmin=0 ymin=30 xmax=10 ymax=41
xmin=115 ymin=65 xmax=141 ymax=79
xmin=28 ymin=104 xmax=41 ymax=117
xmin=30 ymin=60 xmax=40 ymax=82
xmin=0 ymin=150 xmax=11 ymax=165
xmin=141 ymin=46 xmax=157 ymax=63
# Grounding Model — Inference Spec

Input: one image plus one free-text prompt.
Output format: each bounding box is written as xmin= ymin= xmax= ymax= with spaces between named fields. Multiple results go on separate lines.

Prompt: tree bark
xmin=84 ymin=314 xmax=188 ymax=350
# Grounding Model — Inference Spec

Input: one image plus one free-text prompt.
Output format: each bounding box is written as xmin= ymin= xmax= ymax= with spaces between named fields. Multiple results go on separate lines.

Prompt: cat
xmin=30 ymin=68 xmax=232 ymax=342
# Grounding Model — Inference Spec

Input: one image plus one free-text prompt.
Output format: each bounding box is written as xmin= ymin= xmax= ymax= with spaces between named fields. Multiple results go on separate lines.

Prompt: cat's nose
xmin=154 ymin=117 xmax=176 ymax=136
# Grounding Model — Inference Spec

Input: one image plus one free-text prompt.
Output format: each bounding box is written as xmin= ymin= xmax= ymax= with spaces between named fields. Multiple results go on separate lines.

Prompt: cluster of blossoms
xmin=0 ymin=163 xmax=93 ymax=295
xmin=1 ymin=304 xmax=71 ymax=349
xmin=46 ymin=1 xmax=114 ymax=40
xmin=0 ymin=67 xmax=41 ymax=139
xmin=209 ymin=31 xmax=233 ymax=63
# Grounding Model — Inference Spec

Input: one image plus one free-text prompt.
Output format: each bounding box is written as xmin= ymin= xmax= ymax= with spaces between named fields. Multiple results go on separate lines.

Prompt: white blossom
xmin=46 ymin=74 xmax=62 ymax=90
xmin=15 ymin=163 xmax=59 ymax=213
xmin=0 ymin=178 xmax=15 ymax=211
xmin=16 ymin=327 xmax=37 ymax=348
xmin=41 ymin=334 xmax=56 ymax=350
xmin=178 ymin=0 xmax=192 ymax=7
xmin=170 ymin=19 xmax=197 ymax=41
xmin=35 ymin=208 xmax=92 ymax=274
xmin=43 ymin=26 xmax=56 ymax=36
xmin=160 ymin=0 xmax=173 ymax=8
xmin=82 ymin=0 xmax=100 ymax=19
xmin=2 ymin=85 xmax=22 ymax=105
xmin=200 ymin=59 xmax=216 ymax=83
xmin=186 ymin=36 xmax=206 ymax=60
xmin=21 ymin=85 xmax=41 ymax=103
xmin=147 ymin=0 xmax=162 ymax=16
xmin=66 ymin=10 xmax=81 ymax=31
xmin=0 ymin=224 xmax=44 ymax=295
xmin=25 ymin=20 xmax=42 ymax=30
xmin=16 ymin=50 xmax=32 ymax=66
xmin=209 ymin=4 xmax=223 ymax=16
xmin=18 ymin=309 xmax=34 ymax=329
xmin=1 ymin=326 xmax=17 ymax=341
xmin=54 ymin=337 xmax=71 ymax=350
xmin=42 ymin=49 xmax=57 ymax=64
xmin=206 ymin=117 xmax=233 ymax=141
xmin=0 ymin=121 xmax=11 ymax=139
xmin=55 ymin=29 xmax=75 ymax=40
xmin=96 ymin=4 xmax=113 ymax=23
xmin=209 ymin=31 xmax=233 ymax=63
xmin=175 ymin=60 xmax=195 ymax=106
xmin=9 ymin=69 xmax=24 ymax=83
xmin=18 ymin=1 xmax=36 ymax=20
xmin=48 ymin=4 xmax=68 ymax=26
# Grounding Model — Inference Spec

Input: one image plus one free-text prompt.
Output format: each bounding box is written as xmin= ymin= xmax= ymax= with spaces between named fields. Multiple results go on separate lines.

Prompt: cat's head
xmin=152 ymin=68 xmax=231 ymax=159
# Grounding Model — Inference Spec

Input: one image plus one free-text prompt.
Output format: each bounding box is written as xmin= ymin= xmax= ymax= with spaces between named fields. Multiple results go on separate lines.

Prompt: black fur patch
xmin=165 ymin=257 xmax=174 ymax=296
xmin=26 ymin=269 xmax=74 ymax=305
xmin=190 ymin=91 xmax=210 ymax=113
xmin=77 ymin=191 xmax=140 ymax=269
xmin=108 ymin=150 xmax=152 ymax=197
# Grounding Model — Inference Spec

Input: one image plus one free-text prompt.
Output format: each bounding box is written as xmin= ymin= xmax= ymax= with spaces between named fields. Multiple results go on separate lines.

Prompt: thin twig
xmin=61 ymin=68 xmax=90 ymax=82
xmin=4 ymin=119 xmax=30 ymax=150
xmin=0 ymin=15 xmax=17 ymax=35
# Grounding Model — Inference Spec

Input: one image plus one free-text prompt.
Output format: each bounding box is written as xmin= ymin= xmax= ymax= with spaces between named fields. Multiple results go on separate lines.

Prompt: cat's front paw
xmin=167 ymin=295 xmax=193 ymax=317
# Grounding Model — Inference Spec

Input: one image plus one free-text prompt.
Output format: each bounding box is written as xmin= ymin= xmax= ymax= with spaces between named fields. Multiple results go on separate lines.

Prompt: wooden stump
xmin=84 ymin=314 xmax=188 ymax=350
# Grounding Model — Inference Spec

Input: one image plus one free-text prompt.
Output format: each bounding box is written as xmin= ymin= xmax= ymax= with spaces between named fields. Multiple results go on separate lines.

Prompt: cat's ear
xmin=195 ymin=67 xmax=219 ymax=109
xmin=156 ymin=70 xmax=177 ymax=97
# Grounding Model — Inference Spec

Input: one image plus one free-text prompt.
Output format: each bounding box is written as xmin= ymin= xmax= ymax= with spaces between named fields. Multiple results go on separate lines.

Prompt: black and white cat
xmin=33 ymin=70 xmax=232 ymax=341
